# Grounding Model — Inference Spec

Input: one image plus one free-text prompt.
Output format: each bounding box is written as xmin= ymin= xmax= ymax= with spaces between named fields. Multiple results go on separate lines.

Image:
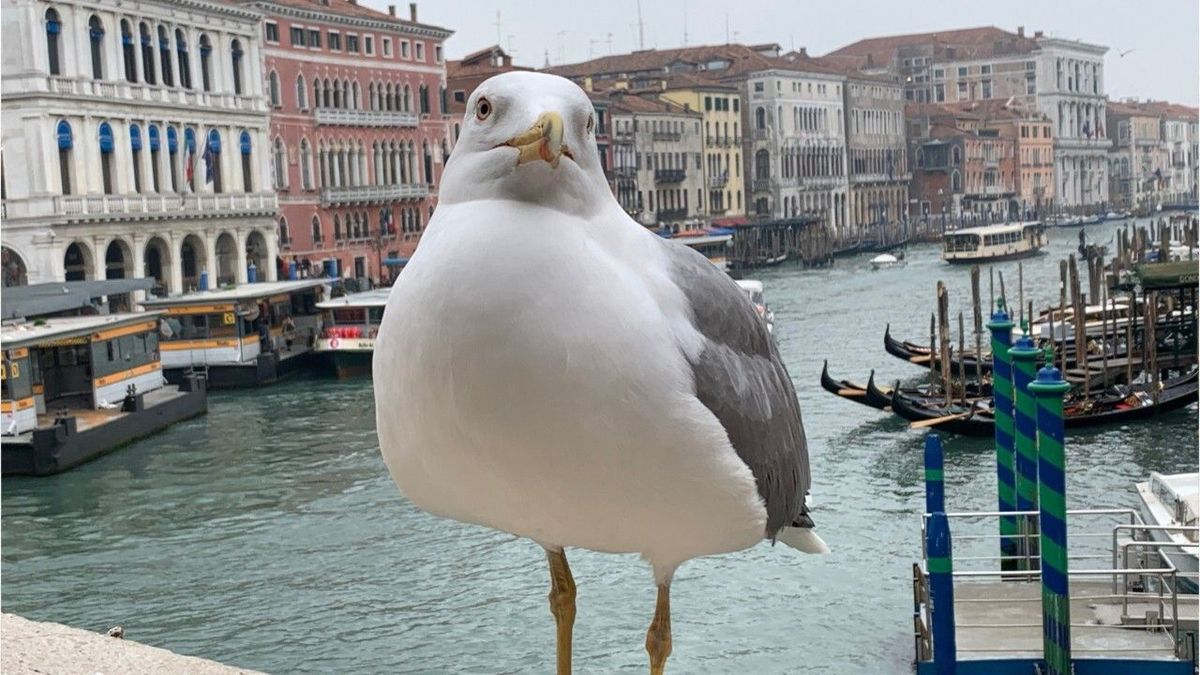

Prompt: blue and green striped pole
xmin=924 ymin=433 xmax=945 ymax=514
xmin=927 ymin=511 xmax=957 ymax=673
xmin=986 ymin=304 xmax=1017 ymax=570
xmin=1029 ymin=364 xmax=1073 ymax=675
xmin=1010 ymin=335 xmax=1042 ymax=571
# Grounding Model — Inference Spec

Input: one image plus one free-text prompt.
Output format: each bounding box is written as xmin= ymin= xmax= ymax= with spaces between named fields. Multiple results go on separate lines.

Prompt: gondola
xmin=820 ymin=361 xmax=876 ymax=409
xmin=890 ymin=369 xmax=1199 ymax=437
xmin=883 ymin=324 xmax=992 ymax=376
xmin=865 ymin=372 xmax=895 ymax=410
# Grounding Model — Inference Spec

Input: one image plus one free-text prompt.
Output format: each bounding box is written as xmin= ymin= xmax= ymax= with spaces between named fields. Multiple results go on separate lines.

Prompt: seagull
xmin=373 ymin=71 xmax=826 ymax=674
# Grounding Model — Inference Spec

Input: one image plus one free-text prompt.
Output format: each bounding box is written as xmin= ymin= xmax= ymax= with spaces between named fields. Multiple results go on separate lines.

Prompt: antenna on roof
xmin=606 ymin=32 xmax=613 ymax=55
xmin=682 ymin=0 xmax=688 ymax=47
xmin=544 ymin=50 xmax=550 ymax=68
xmin=725 ymin=14 xmax=730 ymax=44
xmin=636 ymin=0 xmax=645 ymax=50
xmin=493 ymin=10 xmax=501 ymax=46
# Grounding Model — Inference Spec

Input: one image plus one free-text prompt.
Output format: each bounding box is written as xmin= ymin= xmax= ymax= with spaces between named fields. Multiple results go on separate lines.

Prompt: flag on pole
xmin=184 ymin=139 xmax=196 ymax=191
xmin=202 ymin=135 xmax=215 ymax=185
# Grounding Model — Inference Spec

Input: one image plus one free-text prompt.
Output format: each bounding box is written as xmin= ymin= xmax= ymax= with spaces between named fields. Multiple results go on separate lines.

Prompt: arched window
xmin=755 ymin=149 xmax=770 ymax=180
xmin=183 ymin=127 xmax=197 ymax=192
xmin=45 ymin=8 xmax=63 ymax=75
xmin=98 ymin=122 xmax=115 ymax=194
xmin=300 ymin=139 xmax=313 ymax=190
xmin=952 ymin=146 xmax=962 ymax=165
xmin=198 ymin=34 xmax=212 ymax=92
xmin=314 ymin=80 xmax=322 ymax=109
xmin=130 ymin=124 xmax=143 ymax=193
xmin=296 ymin=74 xmax=307 ymax=109
xmin=272 ymin=137 xmax=287 ymax=189
xmin=323 ymin=78 xmax=332 ymax=108
xmin=166 ymin=127 xmax=179 ymax=191
xmin=279 ymin=217 xmax=291 ymax=246
xmin=148 ymin=125 xmax=161 ymax=192
xmin=310 ymin=216 xmax=322 ymax=244
xmin=139 ymin=23 xmax=156 ymax=84
xmin=423 ymin=141 xmax=432 ymax=183
xmin=333 ymin=214 xmax=342 ymax=240
xmin=268 ymin=71 xmax=281 ymax=106
xmin=230 ymin=39 xmax=244 ymax=95
xmin=951 ymin=169 xmax=962 ymax=192
xmin=206 ymin=128 xmax=223 ymax=193
xmin=403 ymin=84 xmax=411 ymax=112
xmin=352 ymin=81 xmax=360 ymax=109
xmin=158 ymin=26 xmax=173 ymax=87
xmin=176 ymin=29 xmax=191 ymax=89
xmin=419 ymin=84 xmax=430 ymax=114
xmin=121 ymin=20 xmax=137 ymax=82
xmin=88 ymin=16 xmax=105 ymax=79
xmin=56 ymin=120 xmax=73 ymax=194
xmin=240 ymin=131 xmax=253 ymax=193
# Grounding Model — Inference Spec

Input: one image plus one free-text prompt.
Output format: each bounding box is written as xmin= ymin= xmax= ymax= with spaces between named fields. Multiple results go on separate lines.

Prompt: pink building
xmin=258 ymin=0 xmax=453 ymax=283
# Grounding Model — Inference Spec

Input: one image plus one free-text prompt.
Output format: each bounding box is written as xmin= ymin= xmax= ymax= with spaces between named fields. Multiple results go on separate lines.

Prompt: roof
xmin=945 ymin=221 xmax=1043 ymax=236
xmin=2 ymin=279 xmax=156 ymax=321
xmin=139 ymin=279 xmax=328 ymax=307
xmin=316 ymin=288 xmax=391 ymax=309
xmin=241 ymin=0 xmax=452 ymax=37
xmin=2 ymin=312 xmax=162 ymax=350
xmin=1108 ymin=100 xmax=1200 ymax=121
xmin=546 ymin=43 xmax=840 ymax=85
xmin=606 ymin=93 xmax=697 ymax=116
xmin=825 ymin=26 xmax=1036 ymax=68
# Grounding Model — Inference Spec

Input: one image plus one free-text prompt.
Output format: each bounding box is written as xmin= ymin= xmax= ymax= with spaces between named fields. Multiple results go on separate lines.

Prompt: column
xmin=168 ymin=233 xmax=183 ymax=293
xmin=235 ymin=229 xmax=248 ymax=284
xmin=130 ymin=234 xmax=146 ymax=306
xmin=264 ymin=228 xmax=279 ymax=281
xmin=204 ymin=232 xmax=218 ymax=283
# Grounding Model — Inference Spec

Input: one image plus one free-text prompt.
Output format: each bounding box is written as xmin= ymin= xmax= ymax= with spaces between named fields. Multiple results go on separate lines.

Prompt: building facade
xmin=608 ymin=94 xmax=704 ymax=229
xmin=254 ymin=0 xmax=452 ymax=284
xmin=842 ymin=71 xmax=909 ymax=236
xmin=742 ymin=64 xmax=849 ymax=232
xmin=2 ymin=0 xmax=277 ymax=291
xmin=658 ymin=78 xmax=745 ymax=219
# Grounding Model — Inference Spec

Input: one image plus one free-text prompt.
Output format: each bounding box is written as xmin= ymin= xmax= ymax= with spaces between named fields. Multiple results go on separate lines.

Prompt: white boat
xmin=941 ymin=221 xmax=1047 ymax=264
xmin=1135 ymin=472 xmax=1199 ymax=592
xmin=315 ymin=288 xmax=391 ymax=377
xmin=735 ymin=279 xmax=774 ymax=334
xmin=870 ymin=253 xmax=906 ymax=270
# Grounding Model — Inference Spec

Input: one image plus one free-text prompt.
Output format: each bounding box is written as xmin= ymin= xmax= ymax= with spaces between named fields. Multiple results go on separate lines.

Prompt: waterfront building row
xmin=1105 ymin=100 xmax=1199 ymax=210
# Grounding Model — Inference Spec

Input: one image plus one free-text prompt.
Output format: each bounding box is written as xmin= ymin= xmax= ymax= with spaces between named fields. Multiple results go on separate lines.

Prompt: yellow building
xmin=660 ymin=77 xmax=746 ymax=219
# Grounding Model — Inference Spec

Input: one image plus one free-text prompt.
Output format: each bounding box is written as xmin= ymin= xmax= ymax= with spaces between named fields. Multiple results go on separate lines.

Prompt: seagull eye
xmin=476 ymin=97 xmax=492 ymax=121
xmin=586 ymin=114 xmax=595 ymax=133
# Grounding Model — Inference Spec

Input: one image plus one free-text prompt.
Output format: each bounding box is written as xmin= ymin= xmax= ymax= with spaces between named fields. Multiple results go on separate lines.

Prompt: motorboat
xmin=1135 ymin=472 xmax=1199 ymax=592
xmin=870 ymin=253 xmax=906 ymax=270
xmin=735 ymin=279 xmax=774 ymax=334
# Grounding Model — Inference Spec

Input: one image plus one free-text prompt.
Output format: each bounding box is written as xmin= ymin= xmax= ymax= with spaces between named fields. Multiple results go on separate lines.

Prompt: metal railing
xmin=54 ymin=192 xmax=277 ymax=220
xmin=40 ymin=76 xmax=265 ymax=112
xmin=654 ymin=169 xmax=686 ymax=184
xmin=707 ymin=174 xmax=729 ymax=188
xmin=651 ymin=131 xmax=681 ymax=142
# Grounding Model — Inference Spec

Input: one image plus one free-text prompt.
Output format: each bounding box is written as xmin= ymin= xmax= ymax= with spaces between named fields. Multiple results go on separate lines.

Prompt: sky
xmin=365 ymin=0 xmax=1199 ymax=106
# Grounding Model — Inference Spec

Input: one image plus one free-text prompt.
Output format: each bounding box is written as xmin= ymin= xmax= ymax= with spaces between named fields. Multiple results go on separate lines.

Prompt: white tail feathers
xmin=778 ymin=527 xmax=830 ymax=554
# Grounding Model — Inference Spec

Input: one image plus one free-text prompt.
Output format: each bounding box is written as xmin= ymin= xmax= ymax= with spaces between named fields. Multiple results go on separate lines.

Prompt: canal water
xmin=3 ymin=219 xmax=1196 ymax=674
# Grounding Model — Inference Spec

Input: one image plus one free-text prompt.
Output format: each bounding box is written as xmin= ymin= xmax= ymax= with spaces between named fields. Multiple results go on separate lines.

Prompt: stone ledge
xmin=1 ymin=613 xmax=265 ymax=675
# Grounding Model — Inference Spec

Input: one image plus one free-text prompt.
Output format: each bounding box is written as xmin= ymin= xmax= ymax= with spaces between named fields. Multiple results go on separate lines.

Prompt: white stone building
xmin=1 ymin=0 xmax=278 ymax=293
xmin=742 ymin=62 xmax=849 ymax=234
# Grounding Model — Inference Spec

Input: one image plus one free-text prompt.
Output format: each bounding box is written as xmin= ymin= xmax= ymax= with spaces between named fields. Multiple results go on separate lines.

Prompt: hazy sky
xmin=366 ymin=0 xmax=1199 ymax=106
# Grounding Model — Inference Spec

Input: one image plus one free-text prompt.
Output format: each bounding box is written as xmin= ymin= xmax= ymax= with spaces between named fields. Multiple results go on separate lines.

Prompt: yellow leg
xmin=645 ymin=584 xmax=672 ymax=675
xmin=546 ymin=548 xmax=576 ymax=675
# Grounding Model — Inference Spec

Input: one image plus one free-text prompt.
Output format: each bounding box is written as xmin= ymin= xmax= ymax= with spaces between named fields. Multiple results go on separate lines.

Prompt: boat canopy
xmin=1 ymin=312 xmax=164 ymax=351
xmin=316 ymin=288 xmax=392 ymax=310
xmin=139 ymin=279 xmax=328 ymax=309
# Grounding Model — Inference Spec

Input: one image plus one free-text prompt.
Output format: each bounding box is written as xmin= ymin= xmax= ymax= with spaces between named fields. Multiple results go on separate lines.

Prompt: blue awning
xmin=130 ymin=124 xmax=142 ymax=151
xmin=167 ymin=127 xmax=178 ymax=153
xmin=56 ymin=120 xmax=73 ymax=150
xmin=148 ymin=125 xmax=160 ymax=151
xmin=239 ymin=130 xmax=251 ymax=155
xmin=98 ymin=122 xmax=114 ymax=153
xmin=382 ymin=257 xmax=410 ymax=267
xmin=207 ymin=128 xmax=221 ymax=153
xmin=184 ymin=127 xmax=196 ymax=153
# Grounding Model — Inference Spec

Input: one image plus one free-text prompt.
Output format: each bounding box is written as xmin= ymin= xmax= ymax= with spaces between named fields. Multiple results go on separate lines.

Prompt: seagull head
xmin=439 ymin=72 xmax=611 ymax=210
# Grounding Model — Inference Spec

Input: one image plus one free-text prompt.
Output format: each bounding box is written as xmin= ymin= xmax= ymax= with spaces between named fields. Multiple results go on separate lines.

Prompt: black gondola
xmin=820 ymin=361 xmax=876 ymax=409
xmin=865 ymin=372 xmax=895 ymax=410
xmin=889 ymin=370 xmax=1199 ymax=437
xmin=883 ymin=323 xmax=992 ymax=376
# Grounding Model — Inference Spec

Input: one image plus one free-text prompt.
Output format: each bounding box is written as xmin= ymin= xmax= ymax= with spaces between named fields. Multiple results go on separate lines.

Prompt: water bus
xmin=140 ymin=279 xmax=328 ymax=388
xmin=315 ymin=288 xmax=390 ymax=378
xmin=941 ymin=221 xmax=1046 ymax=264
xmin=2 ymin=313 xmax=207 ymax=475
xmin=674 ymin=230 xmax=732 ymax=269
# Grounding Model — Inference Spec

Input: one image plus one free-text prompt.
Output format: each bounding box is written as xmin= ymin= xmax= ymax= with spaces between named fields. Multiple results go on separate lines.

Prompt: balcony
xmin=10 ymin=75 xmax=268 ymax=113
xmin=320 ymin=183 xmax=429 ymax=205
xmin=752 ymin=129 xmax=771 ymax=141
xmin=1055 ymin=136 xmax=1113 ymax=151
xmin=43 ymin=192 xmax=277 ymax=223
xmin=982 ymin=185 xmax=1012 ymax=196
xmin=614 ymin=166 xmax=638 ymax=178
xmin=614 ymin=129 xmax=634 ymax=141
xmin=753 ymin=178 xmax=773 ymax=192
xmin=657 ymin=208 xmax=688 ymax=221
xmin=654 ymin=169 xmax=686 ymax=184
xmin=652 ymin=131 xmax=682 ymax=142
xmin=716 ymin=136 xmax=742 ymax=147
xmin=708 ymin=173 xmax=729 ymax=188
xmin=315 ymin=108 xmax=419 ymax=128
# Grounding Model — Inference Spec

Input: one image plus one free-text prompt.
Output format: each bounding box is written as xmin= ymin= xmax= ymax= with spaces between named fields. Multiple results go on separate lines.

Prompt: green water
xmin=3 ymin=219 xmax=1196 ymax=674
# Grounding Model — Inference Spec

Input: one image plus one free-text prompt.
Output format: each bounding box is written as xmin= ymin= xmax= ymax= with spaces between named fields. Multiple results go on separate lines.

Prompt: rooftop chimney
xmin=388 ymin=5 xmax=396 ymax=16
xmin=1017 ymin=26 xmax=1025 ymax=38
xmin=799 ymin=47 xmax=808 ymax=58
xmin=1034 ymin=30 xmax=1043 ymax=38
xmin=409 ymin=3 xmax=417 ymax=22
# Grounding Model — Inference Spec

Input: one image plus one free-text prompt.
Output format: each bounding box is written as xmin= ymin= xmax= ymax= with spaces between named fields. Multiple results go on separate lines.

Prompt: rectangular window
xmin=265 ymin=23 xmax=279 ymax=44
xmin=346 ymin=34 xmax=359 ymax=53
xmin=435 ymin=45 xmax=443 ymax=63
xmin=957 ymin=66 xmax=967 ymax=77
xmin=400 ymin=40 xmax=410 ymax=58
xmin=981 ymin=64 xmax=992 ymax=75
xmin=329 ymin=32 xmax=341 ymax=50
xmin=364 ymin=35 xmax=374 ymax=55
xmin=981 ymin=80 xmax=992 ymax=99
xmin=290 ymin=27 xmax=305 ymax=47
xmin=308 ymin=29 xmax=321 ymax=48
xmin=382 ymin=38 xmax=392 ymax=57
xmin=415 ymin=42 xmax=424 ymax=61
xmin=933 ymin=68 xmax=944 ymax=79
xmin=957 ymin=82 xmax=967 ymax=97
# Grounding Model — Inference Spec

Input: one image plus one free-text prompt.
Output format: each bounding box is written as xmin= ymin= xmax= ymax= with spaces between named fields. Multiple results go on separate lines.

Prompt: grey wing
xmin=662 ymin=239 xmax=811 ymax=538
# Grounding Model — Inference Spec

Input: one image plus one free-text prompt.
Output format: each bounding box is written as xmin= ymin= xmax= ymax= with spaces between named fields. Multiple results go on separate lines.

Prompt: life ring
xmin=329 ymin=337 xmax=340 ymax=349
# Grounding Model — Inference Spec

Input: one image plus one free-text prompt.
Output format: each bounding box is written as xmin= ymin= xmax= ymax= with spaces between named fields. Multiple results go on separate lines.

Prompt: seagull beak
xmin=503 ymin=111 xmax=572 ymax=168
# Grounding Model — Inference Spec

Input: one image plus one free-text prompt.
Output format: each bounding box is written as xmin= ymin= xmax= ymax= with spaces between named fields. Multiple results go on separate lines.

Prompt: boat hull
xmin=943 ymin=247 xmax=1046 ymax=265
